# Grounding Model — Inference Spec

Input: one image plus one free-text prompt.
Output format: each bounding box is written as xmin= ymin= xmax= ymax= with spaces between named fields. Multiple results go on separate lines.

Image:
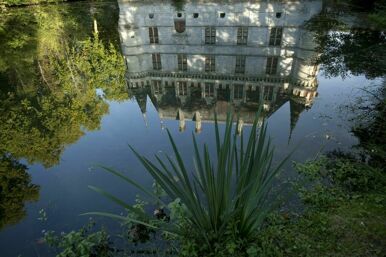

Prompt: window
xmin=149 ymin=27 xmax=159 ymax=44
xmin=149 ymin=13 xmax=154 ymax=19
xmin=237 ymin=27 xmax=248 ymax=45
xmin=205 ymin=83 xmax=214 ymax=97
xmin=266 ymin=56 xmax=278 ymax=75
xmin=178 ymin=54 xmax=187 ymax=71
xmin=152 ymin=53 xmax=162 ymax=70
xmin=205 ymin=55 xmax=215 ymax=72
xmin=235 ymin=56 xmax=246 ymax=74
xmin=276 ymin=12 xmax=282 ymax=18
xmin=205 ymin=27 xmax=216 ymax=44
xmin=220 ymin=12 xmax=226 ymax=18
xmin=175 ymin=20 xmax=186 ymax=33
xmin=178 ymin=81 xmax=188 ymax=96
xmin=264 ymin=86 xmax=274 ymax=100
xmin=269 ymin=27 xmax=283 ymax=46
xmin=152 ymin=80 xmax=162 ymax=94
xmin=193 ymin=13 xmax=199 ymax=18
xmin=234 ymin=84 xmax=244 ymax=99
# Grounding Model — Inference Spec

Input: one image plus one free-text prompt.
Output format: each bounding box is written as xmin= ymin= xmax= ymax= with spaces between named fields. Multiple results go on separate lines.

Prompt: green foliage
xmin=0 ymin=154 xmax=39 ymax=230
xmin=49 ymin=32 xmax=128 ymax=102
xmin=253 ymin=152 xmax=386 ymax=257
xmin=305 ymin=9 xmax=386 ymax=79
xmin=88 ymin=111 xmax=291 ymax=256
xmin=255 ymin=197 xmax=386 ymax=257
xmin=44 ymin=221 xmax=115 ymax=257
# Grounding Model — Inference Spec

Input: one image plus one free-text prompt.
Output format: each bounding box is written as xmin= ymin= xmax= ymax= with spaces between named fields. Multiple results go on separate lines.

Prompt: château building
xmin=118 ymin=0 xmax=323 ymax=133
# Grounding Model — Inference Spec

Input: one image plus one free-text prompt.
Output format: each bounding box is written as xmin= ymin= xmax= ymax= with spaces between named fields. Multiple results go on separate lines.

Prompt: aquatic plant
xmin=86 ymin=110 xmax=292 ymax=254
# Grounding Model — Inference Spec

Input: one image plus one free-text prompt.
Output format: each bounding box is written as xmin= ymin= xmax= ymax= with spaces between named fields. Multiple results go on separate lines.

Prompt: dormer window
xmin=174 ymin=13 xmax=186 ymax=33
xmin=152 ymin=53 xmax=162 ymax=70
xmin=175 ymin=19 xmax=186 ymax=33
xmin=204 ymin=83 xmax=215 ymax=97
xmin=234 ymin=84 xmax=244 ymax=99
xmin=235 ymin=56 xmax=246 ymax=74
xmin=177 ymin=54 xmax=188 ymax=71
xmin=193 ymin=13 xmax=199 ymax=18
xmin=276 ymin=12 xmax=282 ymax=18
xmin=149 ymin=13 xmax=154 ymax=19
xmin=220 ymin=12 xmax=226 ymax=18
xmin=266 ymin=56 xmax=278 ymax=75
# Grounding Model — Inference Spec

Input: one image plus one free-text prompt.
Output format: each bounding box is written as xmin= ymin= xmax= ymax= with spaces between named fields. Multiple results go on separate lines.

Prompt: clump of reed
xmin=86 ymin=110 xmax=291 ymax=255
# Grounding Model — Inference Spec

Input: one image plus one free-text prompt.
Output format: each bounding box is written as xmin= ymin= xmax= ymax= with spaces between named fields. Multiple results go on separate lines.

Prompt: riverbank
xmin=252 ymin=85 xmax=386 ymax=257
xmin=255 ymin=154 xmax=386 ymax=256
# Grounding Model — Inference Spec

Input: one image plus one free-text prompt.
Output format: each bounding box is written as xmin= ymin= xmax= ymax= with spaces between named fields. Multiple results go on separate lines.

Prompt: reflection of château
xmin=118 ymin=0 xmax=322 ymax=133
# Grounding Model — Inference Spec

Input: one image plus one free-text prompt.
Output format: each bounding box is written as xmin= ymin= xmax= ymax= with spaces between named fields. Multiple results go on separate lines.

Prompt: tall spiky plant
xmin=85 ymin=110 xmax=291 ymax=251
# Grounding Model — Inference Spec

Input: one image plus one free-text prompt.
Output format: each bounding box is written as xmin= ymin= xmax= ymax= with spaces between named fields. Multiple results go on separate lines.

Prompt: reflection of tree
xmin=351 ymin=85 xmax=386 ymax=168
xmin=0 ymin=3 xmax=128 ymax=168
xmin=0 ymin=83 xmax=109 ymax=167
xmin=171 ymin=0 xmax=186 ymax=11
xmin=0 ymin=154 xmax=39 ymax=230
xmin=47 ymin=33 xmax=128 ymax=102
xmin=306 ymin=10 xmax=386 ymax=79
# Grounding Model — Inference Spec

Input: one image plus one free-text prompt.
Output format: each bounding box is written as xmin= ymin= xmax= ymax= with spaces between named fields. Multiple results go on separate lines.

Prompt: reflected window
xmin=247 ymin=86 xmax=260 ymax=102
xmin=152 ymin=80 xmax=162 ymax=94
xmin=266 ymin=56 xmax=278 ymax=75
xmin=237 ymin=27 xmax=248 ymax=45
xmin=205 ymin=27 xmax=216 ymax=44
xmin=178 ymin=81 xmax=188 ymax=96
xmin=175 ymin=19 xmax=186 ymax=33
xmin=264 ymin=86 xmax=274 ymax=101
xmin=149 ymin=27 xmax=159 ymax=44
xmin=205 ymin=83 xmax=214 ymax=97
xmin=177 ymin=54 xmax=187 ymax=71
xmin=152 ymin=53 xmax=162 ymax=70
xmin=205 ymin=55 xmax=215 ymax=72
xmin=235 ymin=56 xmax=246 ymax=74
xmin=269 ymin=27 xmax=283 ymax=46
xmin=234 ymin=84 xmax=244 ymax=99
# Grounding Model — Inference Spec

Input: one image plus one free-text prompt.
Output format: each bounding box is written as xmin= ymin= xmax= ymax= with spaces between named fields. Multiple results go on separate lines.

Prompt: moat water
xmin=0 ymin=1 xmax=384 ymax=256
